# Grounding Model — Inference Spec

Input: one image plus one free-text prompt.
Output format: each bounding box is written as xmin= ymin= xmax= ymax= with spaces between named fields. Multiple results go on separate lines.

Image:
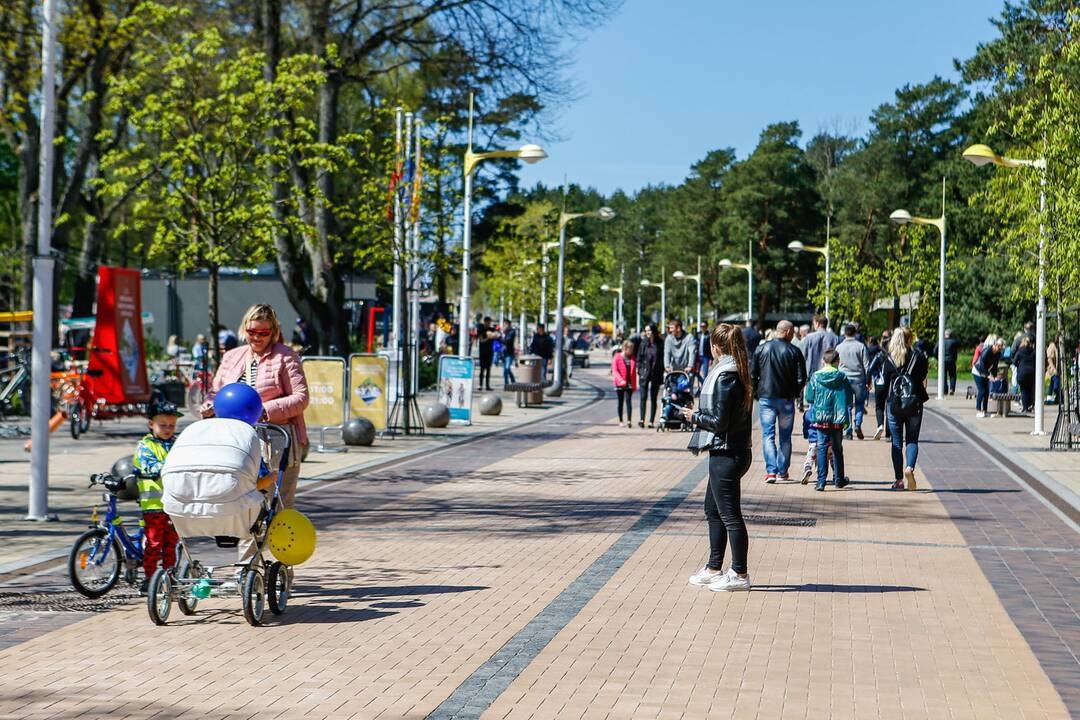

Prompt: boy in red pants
xmin=133 ymin=400 xmax=182 ymax=594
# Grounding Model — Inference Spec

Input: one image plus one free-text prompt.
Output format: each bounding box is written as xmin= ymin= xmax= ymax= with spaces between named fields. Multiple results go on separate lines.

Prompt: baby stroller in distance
xmin=658 ymin=370 xmax=694 ymax=432
xmin=146 ymin=421 xmax=294 ymax=627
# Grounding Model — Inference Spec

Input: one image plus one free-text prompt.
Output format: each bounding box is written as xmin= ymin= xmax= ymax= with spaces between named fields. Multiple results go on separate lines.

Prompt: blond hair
xmin=238 ymin=304 xmax=282 ymax=344
xmin=888 ymin=326 xmax=913 ymax=366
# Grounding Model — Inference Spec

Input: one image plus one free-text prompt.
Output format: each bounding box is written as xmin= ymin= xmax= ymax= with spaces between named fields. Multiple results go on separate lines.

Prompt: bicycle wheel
xmin=147 ymin=568 xmax=172 ymax=625
xmin=68 ymin=528 xmax=121 ymax=598
xmin=176 ymin=560 xmax=198 ymax=616
xmin=242 ymin=568 xmax=266 ymax=626
xmin=69 ymin=401 xmax=84 ymax=440
xmin=267 ymin=561 xmax=289 ymax=615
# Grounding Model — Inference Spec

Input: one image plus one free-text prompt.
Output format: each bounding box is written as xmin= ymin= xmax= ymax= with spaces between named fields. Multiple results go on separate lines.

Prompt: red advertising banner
xmin=86 ymin=267 xmax=150 ymax=403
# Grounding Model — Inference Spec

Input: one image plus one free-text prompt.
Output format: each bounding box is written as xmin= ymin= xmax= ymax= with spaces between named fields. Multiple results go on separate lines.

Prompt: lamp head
xmin=962 ymin=143 xmax=997 ymax=167
xmin=718 ymin=259 xmax=732 ymax=268
xmin=889 ymin=209 xmax=912 ymax=225
xmin=600 ymin=284 xmax=610 ymax=291
xmin=787 ymin=241 xmax=805 ymax=252
xmin=516 ymin=144 xmax=548 ymax=165
xmin=640 ymin=279 xmax=651 ymax=287
xmin=569 ymin=236 xmax=584 ymax=247
xmin=672 ymin=270 xmax=686 ymax=279
xmin=596 ymin=206 xmax=616 ymax=222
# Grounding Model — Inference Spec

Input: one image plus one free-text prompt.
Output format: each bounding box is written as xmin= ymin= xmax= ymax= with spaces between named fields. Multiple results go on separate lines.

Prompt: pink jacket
xmin=208 ymin=343 xmax=310 ymax=446
xmin=612 ymin=353 xmax=638 ymax=391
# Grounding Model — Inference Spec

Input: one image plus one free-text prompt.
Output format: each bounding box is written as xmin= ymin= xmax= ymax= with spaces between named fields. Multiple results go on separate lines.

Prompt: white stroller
xmin=146 ymin=420 xmax=293 ymax=626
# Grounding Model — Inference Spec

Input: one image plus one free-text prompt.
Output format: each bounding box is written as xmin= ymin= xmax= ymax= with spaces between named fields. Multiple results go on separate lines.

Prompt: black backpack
xmin=888 ymin=351 xmax=921 ymax=419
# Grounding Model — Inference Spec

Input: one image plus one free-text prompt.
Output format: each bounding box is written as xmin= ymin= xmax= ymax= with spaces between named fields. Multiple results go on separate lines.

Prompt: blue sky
xmin=523 ymin=0 xmax=1006 ymax=195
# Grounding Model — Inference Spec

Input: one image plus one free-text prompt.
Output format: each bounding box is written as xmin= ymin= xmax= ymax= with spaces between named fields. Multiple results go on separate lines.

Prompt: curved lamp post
xmin=890 ymin=177 xmax=947 ymax=401
xmin=672 ymin=256 xmax=702 ymax=328
xmin=718 ymin=257 xmax=752 ymax=322
xmin=640 ymin=269 xmax=666 ymax=331
xmin=459 ymin=95 xmax=546 ymax=356
xmin=600 ymin=282 xmax=624 ymax=333
xmin=788 ymin=239 xmax=830 ymax=320
xmin=549 ymin=207 xmax=615 ymax=396
xmin=963 ymin=143 xmax=1048 ymax=436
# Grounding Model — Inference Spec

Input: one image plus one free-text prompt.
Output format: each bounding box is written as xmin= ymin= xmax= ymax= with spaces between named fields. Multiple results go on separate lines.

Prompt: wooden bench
xmin=990 ymin=392 xmax=1022 ymax=417
xmin=505 ymin=382 xmax=545 ymax=408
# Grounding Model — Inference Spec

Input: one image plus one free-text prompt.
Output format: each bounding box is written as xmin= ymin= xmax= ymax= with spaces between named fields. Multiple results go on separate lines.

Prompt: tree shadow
xmin=752 ymin=583 xmax=926 ymax=593
xmin=272 ymin=583 xmax=488 ymax=625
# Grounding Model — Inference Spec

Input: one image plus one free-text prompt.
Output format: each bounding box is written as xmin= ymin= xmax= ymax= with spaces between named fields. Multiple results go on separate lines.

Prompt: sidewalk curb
xmin=926 ymin=406 xmax=1080 ymax=532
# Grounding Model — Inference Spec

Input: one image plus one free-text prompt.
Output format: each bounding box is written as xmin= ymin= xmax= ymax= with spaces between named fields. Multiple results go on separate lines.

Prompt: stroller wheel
xmin=242 ymin=568 xmax=266 ymax=626
xmin=147 ymin=568 xmax=172 ymax=626
xmin=176 ymin=560 xmax=198 ymax=616
xmin=267 ymin=561 xmax=289 ymax=615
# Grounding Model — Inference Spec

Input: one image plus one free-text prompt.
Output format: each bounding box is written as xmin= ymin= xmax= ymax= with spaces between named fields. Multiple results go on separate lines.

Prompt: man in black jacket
xmin=750 ymin=320 xmax=807 ymax=483
xmin=529 ymin=324 xmax=555 ymax=382
xmin=934 ymin=329 xmax=961 ymax=396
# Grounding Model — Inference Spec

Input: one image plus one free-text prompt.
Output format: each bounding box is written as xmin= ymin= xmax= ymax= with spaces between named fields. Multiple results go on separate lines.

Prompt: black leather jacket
xmin=691 ymin=372 xmax=752 ymax=452
xmin=750 ymin=339 xmax=807 ymax=400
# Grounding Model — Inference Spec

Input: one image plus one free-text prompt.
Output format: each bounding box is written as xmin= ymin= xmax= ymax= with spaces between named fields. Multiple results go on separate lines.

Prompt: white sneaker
xmin=873 ymin=425 xmax=884 ymax=440
xmin=709 ymin=568 xmax=751 ymax=592
xmin=688 ymin=565 xmax=722 ymax=586
xmin=975 ymin=412 xmax=987 ymax=418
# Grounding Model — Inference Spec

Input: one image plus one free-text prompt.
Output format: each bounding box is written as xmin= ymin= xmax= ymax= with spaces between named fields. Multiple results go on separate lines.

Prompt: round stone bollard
xmin=478 ymin=393 xmax=502 ymax=416
xmin=342 ymin=417 xmax=376 ymax=446
xmin=422 ymin=402 xmax=450 ymax=428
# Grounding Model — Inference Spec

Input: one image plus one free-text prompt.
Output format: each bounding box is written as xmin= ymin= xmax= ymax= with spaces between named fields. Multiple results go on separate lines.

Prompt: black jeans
xmin=616 ymin=387 xmax=633 ymax=422
xmin=1018 ymin=371 xmax=1035 ymax=411
xmin=944 ymin=360 xmax=957 ymax=395
xmin=705 ymin=451 xmax=752 ymax=573
xmin=873 ymin=384 xmax=891 ymax=438
xmin=639 ymin=376 xmax=661 ymax=423
xmin=478 ymin=357 xmax=493 ymax=390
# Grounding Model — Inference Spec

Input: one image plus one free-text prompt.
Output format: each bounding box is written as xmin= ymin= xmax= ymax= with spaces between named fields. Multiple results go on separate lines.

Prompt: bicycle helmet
xmin=147 ymin=399 xmax=183 ymax=419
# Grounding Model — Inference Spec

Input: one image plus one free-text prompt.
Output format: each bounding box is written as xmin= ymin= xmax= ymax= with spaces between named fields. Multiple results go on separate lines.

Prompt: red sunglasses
xmin=246 ymin=328 xmax=273 ymax=338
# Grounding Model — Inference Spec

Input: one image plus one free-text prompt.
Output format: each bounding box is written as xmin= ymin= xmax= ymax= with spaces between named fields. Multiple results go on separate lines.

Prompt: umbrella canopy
xmin=550 ymin=305 xmax=596 ymax=321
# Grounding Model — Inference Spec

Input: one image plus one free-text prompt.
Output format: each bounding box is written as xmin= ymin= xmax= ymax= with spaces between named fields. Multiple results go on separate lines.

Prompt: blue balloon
xmin=214 ymin=383 xmax=264 ymax=424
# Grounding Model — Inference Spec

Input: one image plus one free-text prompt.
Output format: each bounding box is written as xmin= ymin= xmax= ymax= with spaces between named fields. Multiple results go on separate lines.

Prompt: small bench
xmin=990 ymin=392 xmax=1022 ymax=417
xmin=505 ymin=382 xmax=545 ymax=408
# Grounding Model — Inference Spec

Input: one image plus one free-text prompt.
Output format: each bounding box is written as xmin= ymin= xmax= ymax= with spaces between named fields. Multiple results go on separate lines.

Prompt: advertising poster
xmin=87 ymin=267 xmax=150 ymax=403
xmin=348 ymin=354 xmax=388 ymax=431
xmin=301 ymin=358 xmax=346 ymax=429
xmin=437 ymin=355 xmax=474 ymax=425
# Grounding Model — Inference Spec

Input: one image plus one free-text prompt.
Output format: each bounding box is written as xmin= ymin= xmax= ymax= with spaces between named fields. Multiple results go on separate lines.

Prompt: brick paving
xmin=0 ymin=369 xmax=1074 ymax=719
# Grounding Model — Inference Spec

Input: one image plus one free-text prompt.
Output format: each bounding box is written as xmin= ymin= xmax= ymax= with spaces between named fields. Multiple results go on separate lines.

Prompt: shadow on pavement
xmin=274 ymin=583 xmax=488 ymax=625
xmin=752 ymin=583 xmax=926 ymax=593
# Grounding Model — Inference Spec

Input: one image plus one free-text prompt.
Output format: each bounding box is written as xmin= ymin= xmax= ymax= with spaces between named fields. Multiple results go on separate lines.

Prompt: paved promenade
xmin=0 ymin=366 xmax=1076 ymax=719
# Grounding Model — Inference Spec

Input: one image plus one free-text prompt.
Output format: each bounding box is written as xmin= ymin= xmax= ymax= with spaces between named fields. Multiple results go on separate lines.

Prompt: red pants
xmin=142 ymin=512 xmax=179 ymax=577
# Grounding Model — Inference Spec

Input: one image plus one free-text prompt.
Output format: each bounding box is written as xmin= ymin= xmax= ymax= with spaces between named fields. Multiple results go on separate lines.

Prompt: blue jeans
xmin=758 ymin=397 xmax=795 ymax=475
xmin=502 ymin=354 xmax=516 ymax=384
xmin=886 ymin=407 xmax=922 ymax=479
xmin=847 ymin=380 xmax=867 ymax=435
xmin=973 ymin=374 xmax=990 ymax=412
xmin=816 ymin=427 xmax=845 ymax=486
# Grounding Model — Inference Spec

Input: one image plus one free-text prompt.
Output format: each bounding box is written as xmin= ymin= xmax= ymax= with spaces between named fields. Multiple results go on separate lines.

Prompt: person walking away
xmin=867 ymin=331 xmax=893 ymax=440
xmin=837 ymin=323 xmax=870 ymax=440
xmin=937 ymin=329 xmax=961 ymax=396
xmin=683 ymin=323 xmax=754 ymax=592
xmin=612 ymin=340 xmax=638 ymax=428
xmin=804 ymin=349 xmax=853 ymax=491
xmin=1013 ymin=335 xmax=1036 ymax=413
xmin=529 ymin=324 xmax=555 ymax=382
xmin=1046 ymin=336 xmax=1060 ymax=404
xmin=798 ymin=315 xmax=839 ymax=479
xmin=972 ymin=334 xmax=1004 ymax=418
xmin=695 ymin=321 xmax=713 ymax=388
xmin=477 ymin=316 xmax=496 ymax=391
xmin=750 ymin=320 xmax=806 ymax=483
xmin=636 ymin=323 xmax=665 ymax=428
xmin=741 ymin=320 xmax=762 ymax=355
xmin=881 ymin=326 xmax=928 ymax=490
xmin=133 ymin=400 xmax=183 ymax=594
xmin=664 ymin=319 xmax=696 ymax=374
xmin=500 ymin=319 xmax=517 ymax=386
xmin=791 ymin=325 xmax=810 ymax=352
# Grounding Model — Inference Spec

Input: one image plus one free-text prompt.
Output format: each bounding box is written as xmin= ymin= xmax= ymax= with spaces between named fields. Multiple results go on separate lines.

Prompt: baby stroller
xmin=146 ymin=421 xmax=293 ymax=627
xmin=658 ymin=370 xmax=695 ymax=432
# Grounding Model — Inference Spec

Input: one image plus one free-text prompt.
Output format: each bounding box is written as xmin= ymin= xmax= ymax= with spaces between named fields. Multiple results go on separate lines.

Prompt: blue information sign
xmin=437 ymin=355 xmax=475 ymax=425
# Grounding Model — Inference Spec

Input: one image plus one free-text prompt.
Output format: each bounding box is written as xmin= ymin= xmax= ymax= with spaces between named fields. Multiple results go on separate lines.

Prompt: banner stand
xmin=348 ymin=353 xmax=390 ymax=438
xmin=437 ymin=355 xmax=475 ymax=426
xmin=301 ymin=356 xmax=348 ymax=454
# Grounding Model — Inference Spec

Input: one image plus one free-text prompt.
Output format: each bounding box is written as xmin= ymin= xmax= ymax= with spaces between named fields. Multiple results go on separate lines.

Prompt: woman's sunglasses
xmin=246 ymin=328 xmax=272 ymax=338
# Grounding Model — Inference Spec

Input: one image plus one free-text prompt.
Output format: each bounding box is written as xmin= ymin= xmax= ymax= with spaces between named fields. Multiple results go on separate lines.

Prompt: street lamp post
xmin=549 ymin=207 xmax=615 ymax=396
xmin=890 ymin=177 xmax=947 ymax=401
xmin=601 ymin=282 xmax=624 ymax=333
xmin=672 ymin=256 xmax=702 ymax=328
xmin=963 ymin=143 xmax=1048 ymax=435
xmin=541 ymin=237 xmax=581 ymax=325
xmin=459 ymin=93 xmax=546 ymax=356
xmin=718 ymin=256 xmax=752 ymax=322
xmin=640 ymin=270 xmax=666 ymax=329
xmin=788 ymin=239 xmax=830 ymax=321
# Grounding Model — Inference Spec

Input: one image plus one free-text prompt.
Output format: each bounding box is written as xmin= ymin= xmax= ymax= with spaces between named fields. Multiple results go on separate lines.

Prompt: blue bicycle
xmin=67 ymin=472 xmax=145 ymax=598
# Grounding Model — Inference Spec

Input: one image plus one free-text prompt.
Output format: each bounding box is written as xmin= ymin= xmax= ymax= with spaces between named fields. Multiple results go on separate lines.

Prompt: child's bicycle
xmin=67 ymin=471 xmax=149 ymax=598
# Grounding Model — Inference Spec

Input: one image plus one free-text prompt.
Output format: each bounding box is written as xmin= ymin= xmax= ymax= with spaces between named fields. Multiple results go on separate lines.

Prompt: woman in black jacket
xmin=636 ymin=323 xmax=665 ymax=428
xmin=682 ymin=323 xmax=754 ymax=592
xmin=972 ymin=335 xmax=1005 ymax=418
xmin=1013 ymin=336 xmax=1036 ymax=413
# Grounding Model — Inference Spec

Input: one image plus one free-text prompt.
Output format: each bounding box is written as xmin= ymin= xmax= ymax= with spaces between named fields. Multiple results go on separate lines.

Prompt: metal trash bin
xmin=517 ymin=354 xmax=544 ymax=405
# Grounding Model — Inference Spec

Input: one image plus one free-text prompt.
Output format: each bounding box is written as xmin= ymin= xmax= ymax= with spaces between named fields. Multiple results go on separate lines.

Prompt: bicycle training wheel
xmin=68 ymin=528 xmax=121 ymax=598
xmin=267 ymin=561 xmax=289 ymax=615
xmin=147 ymin=568 xmax=173 ymax=625
xmin=242 ymin=569 xmax=266 ymax=626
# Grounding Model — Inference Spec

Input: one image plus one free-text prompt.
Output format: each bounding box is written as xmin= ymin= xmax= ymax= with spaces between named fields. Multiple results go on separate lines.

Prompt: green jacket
xmin=805 ymin=366 xmax=854 ymax=427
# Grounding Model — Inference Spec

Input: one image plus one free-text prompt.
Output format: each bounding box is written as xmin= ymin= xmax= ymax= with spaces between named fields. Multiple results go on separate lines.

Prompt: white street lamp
xmin=459 ymin=93 xmax=546 ymax=356
xmin=601 ymin=282 xmax=625 ymax=333
xmin=550 ymin=209 xmax=614 ymax=396
xmin=672 ymin=256 xmax=702 ymax=328
xmin=788 ymin=239 xmax=830 ymax=321
xmin=964 ymin=143 xmax=1047 ymax=435
xmin=890 ymin=177 xmax=947 ymax=401
xmin=640 ymin=269 xmax=667 ymax=329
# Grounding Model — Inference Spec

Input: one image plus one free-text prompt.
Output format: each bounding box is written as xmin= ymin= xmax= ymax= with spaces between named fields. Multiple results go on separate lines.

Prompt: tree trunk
xmin=17 ymin=136 xmax=38 ymax=312
xmin=209 ymin=264 xmax=220 ymax=362
xmin=72 ymin=194 xmax=106 ymax=317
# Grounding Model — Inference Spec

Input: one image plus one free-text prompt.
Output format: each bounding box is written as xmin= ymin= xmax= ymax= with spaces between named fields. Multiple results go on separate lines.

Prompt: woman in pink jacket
xmin=201 ymin=304 xmax=309 ymax=510
xmin=612 ymin=340 xmax=638 ymax=428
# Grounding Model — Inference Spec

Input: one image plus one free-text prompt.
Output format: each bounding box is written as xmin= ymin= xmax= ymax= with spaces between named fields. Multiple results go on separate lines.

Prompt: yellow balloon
xmin=267 ymin=509 xmax=316 ymax=565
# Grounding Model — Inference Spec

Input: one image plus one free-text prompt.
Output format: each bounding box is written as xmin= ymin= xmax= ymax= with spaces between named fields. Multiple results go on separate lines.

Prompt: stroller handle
xmin=255 ymin=423 xmax=292 ymax=475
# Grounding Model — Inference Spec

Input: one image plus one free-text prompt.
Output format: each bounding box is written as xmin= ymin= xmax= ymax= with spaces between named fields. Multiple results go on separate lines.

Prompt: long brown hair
xmin=709 ymin=323 xmax=752 ymax=411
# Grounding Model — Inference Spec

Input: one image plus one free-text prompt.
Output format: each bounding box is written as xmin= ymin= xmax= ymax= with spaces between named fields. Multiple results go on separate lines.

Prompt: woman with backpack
xmin=882 ymin=327 xmax=928 ymax=491
xmin=611 ymin=340 xmax=638 ymax=428
xmin=971 ymin=334 xmax=1005 ymax=418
